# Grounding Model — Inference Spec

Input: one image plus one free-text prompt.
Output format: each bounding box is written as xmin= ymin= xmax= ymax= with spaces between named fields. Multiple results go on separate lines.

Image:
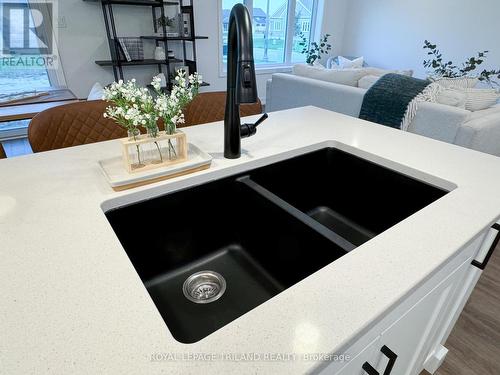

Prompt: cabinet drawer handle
xmin=472 ymin=223 xmax=500 ymax=270
xmin=362 ymin=345 xmax=398 ymax=375
xmin=362 ymin=361 xmax=379 ymax=375
xmin=380 ymin=345 xmax=398 ymax=375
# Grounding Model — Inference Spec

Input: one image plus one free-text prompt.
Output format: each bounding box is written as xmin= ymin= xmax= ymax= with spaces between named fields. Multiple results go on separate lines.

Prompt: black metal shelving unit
xmin=83 ymin=0 xmax=208 ymax=88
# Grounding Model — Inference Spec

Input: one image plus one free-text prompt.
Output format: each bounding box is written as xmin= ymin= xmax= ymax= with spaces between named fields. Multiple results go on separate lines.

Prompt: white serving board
xmin=99 ymin=143 xmax=212 ymax=189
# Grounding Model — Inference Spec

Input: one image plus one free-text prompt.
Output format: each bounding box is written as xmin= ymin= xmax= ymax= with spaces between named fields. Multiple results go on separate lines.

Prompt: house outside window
xmin=272 ymin=20 xmax=282 ymax=31
xmin=220 ymin=0 xmax=319 ymax=70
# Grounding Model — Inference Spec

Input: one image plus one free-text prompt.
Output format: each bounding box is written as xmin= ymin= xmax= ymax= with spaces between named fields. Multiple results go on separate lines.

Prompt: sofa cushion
xmin=408 ymin=102 xmax=470 ymax=144
xmin=455 ymin=110 xmax=500 ymax=156
xmin=267 ymin=73 xmax=365 ymax=116
xmin=467 ymin=103 xmax=500 ymax=121
xmin=461 ymin=88 xmax=500 ymax=111
xmin=365 ymin=67 xmax=414 ymax=77
xmin=292 ymin=64 xmax=370 ymax=87
xmin=434 ymin=77 xmax=478 ymax=89
xmin=436 ymin=88 xmax=467 ymax=108
xmin=358 ymin=75 xmax=380 ymax=89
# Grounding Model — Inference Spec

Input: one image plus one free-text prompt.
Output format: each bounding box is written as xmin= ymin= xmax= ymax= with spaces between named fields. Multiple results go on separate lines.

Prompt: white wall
xmin=317 ymin=0 xmax=348 ymax=60
xmin=57 ymin=0 xmax=348 ymax=100
xmin=341 ymin=0 xmax=500 ymax=79
xmin=58 ymin=1 xmax=158 ymax=97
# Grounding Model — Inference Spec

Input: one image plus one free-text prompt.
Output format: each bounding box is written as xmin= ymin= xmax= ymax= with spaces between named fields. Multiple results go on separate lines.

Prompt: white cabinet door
xmin=423 ymin=224 xmax=500 ymax=372
xmin=317 ymin=231 xmax=485 ymax=375
xmin=371 ymin=256 xmax=473 ymax=375
xmin=422 ymin=264 xmax=481 ymax=373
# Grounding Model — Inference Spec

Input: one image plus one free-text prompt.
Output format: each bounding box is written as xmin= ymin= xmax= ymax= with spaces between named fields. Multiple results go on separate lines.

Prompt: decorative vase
xmin=121 ymin=130 xmax=188 ymax=173
xmin=154 ymin=46 xmax=166 ymax=61
xmin=146 ymin=124 xmax=163 ymax=164
xmin=126 ymin=128 xmax=144 ymax=170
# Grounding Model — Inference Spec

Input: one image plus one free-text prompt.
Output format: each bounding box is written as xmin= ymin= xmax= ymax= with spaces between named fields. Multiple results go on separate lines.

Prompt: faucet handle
xmin=253 ymin=113 xmax=269 ymax=127
xmin=241 ymin=113 xmax=268 ymax=138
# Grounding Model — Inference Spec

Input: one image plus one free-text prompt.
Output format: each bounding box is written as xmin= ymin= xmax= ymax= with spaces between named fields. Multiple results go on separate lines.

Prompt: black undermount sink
xmin=105 ymin=147 xmax=447 ymax=343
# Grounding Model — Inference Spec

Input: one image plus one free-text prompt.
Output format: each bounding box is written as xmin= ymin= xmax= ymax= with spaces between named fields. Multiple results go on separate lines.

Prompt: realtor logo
xmin=2 ymin=0 xmax=54 ymax=55
xmin=1 ymin=0 xmax=58 ymax=68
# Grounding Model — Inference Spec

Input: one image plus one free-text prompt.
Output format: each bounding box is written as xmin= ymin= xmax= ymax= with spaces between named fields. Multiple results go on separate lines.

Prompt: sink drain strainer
xmin=183 ymin=271 xmax=226 ymax=304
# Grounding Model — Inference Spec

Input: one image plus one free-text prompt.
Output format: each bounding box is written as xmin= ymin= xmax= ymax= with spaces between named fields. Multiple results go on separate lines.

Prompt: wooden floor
xmin=422 ymin=241 xmax=500 ymax=375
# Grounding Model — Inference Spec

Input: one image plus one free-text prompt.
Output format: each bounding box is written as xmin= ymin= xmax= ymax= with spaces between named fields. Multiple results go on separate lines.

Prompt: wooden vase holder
xmin=121 ymin=130 xmax=188 ymax=174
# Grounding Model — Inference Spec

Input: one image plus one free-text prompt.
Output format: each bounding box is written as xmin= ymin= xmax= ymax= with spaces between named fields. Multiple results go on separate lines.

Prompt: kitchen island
xmin=1 ymin=106 xmax=499 ymax=374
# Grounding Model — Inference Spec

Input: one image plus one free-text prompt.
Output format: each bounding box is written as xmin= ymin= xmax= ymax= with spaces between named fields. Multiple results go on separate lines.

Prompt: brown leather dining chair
xmin=28 ymin=92 xmax=263 ymax=153
xmin=181 ymin=91 xmax=262 ymax=127
xmin=0 ymin=143 xmax=6 ymax=159
xmin=28 ymin=100 xmax=127 ymax=153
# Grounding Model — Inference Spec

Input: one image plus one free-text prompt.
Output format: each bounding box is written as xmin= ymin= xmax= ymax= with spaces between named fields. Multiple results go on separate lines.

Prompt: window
xmin=221 ymin=0 xmax=318 ymax=69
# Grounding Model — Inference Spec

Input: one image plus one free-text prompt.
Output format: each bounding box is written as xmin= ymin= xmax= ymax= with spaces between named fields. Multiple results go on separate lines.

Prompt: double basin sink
xmin=105 ymin=147 xmax=447 ymax=343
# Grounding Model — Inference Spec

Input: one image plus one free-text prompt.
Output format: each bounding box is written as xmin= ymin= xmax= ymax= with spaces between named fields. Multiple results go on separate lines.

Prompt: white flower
xmin=151 ymin=75 xmax=162 ymax=92
xmin=105 ymin=71 xmax=199 ymax=134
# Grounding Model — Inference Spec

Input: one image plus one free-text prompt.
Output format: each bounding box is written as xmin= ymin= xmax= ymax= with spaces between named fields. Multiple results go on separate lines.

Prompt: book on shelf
xmin=118 ymin=38 xmax=132 ymax=62
xmin=113 ymin=38 xmax=144 ymax=62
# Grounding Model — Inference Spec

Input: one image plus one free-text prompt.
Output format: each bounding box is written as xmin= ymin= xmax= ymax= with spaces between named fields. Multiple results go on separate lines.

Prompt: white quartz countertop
xmin=2 ymin=106 xmax=500 ymax=375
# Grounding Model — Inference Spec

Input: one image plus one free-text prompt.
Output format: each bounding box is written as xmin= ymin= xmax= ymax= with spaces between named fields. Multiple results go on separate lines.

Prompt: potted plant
xmin=156 ymin=15 xmax=178 ymax=36
xmin=299 ymin=33 xmax=332 ymax=65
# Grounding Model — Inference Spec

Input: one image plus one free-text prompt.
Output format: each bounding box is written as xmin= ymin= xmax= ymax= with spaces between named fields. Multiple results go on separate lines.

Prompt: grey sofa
xmin=266 ymin=73 xmax=500 ymax=156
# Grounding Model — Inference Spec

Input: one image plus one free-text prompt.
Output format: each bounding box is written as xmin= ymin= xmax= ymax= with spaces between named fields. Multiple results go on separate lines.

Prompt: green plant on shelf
xmin=156 ymin=15 xmax=176 ymax=30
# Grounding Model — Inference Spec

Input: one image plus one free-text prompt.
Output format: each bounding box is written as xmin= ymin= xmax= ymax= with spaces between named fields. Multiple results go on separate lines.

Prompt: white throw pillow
xmin=292 ymin=64 xmax=370 ymax=87
xmin=436 ymin=89 xmax=467 ymax=108
xmin=88 ymin=82 xmax=104 ymax=101
xmin=364 ymin=67 xmax=414 ymax=77
xmin=460 ymin=88 xmax=500 ymax=111
xmin=434 ymin=77 xmax=478 ymax=89
xmin=338 ymin=56 xmax=364 ymax=69
xmin=358 ymin=75 xmax=380 ymax=90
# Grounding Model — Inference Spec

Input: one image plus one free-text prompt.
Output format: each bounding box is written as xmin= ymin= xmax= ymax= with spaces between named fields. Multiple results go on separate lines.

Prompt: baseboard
xmin=424 ymin=345 xmax=449 ymax=374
